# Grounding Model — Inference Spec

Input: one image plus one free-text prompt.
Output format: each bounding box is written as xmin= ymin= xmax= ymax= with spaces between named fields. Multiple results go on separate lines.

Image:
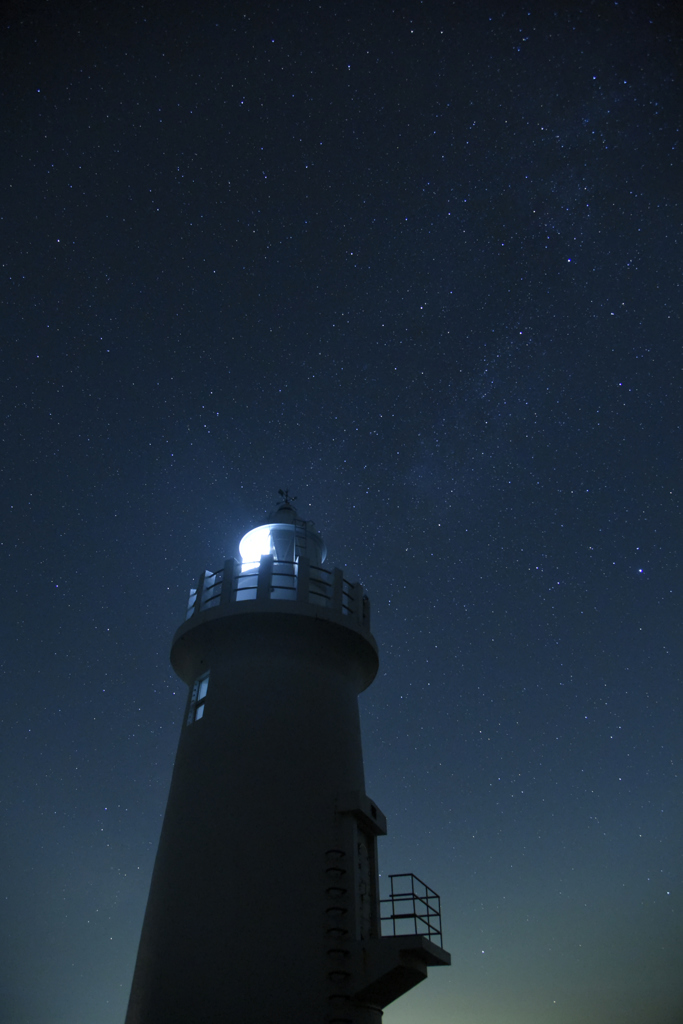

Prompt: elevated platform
xmin=353 ymin=934 xmax=451 ymax=1008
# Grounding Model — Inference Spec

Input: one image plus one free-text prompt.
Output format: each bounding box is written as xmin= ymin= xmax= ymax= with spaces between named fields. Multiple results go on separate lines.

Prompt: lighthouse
xmin=125 ymin=495 xmax=450 ymax=1024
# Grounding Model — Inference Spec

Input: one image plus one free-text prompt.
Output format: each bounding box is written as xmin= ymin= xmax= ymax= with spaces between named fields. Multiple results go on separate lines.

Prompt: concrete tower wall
xmin=126 ymin=608 xmax=381 ymax=1022
xmin=125 ymin=528 xmax=449 ymax=1024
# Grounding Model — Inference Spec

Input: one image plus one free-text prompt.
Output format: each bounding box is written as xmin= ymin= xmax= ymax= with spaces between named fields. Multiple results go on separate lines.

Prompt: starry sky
xmin=1 ymin=2 xmax=681 ymax=1022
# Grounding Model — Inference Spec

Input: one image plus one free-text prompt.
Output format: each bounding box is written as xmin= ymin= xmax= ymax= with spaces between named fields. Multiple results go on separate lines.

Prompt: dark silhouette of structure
xmin=125 ymin=496 xmax=450 ymax=1023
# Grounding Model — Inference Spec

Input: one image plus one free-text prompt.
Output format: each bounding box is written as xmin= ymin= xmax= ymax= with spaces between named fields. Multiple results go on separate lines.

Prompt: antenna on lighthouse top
xmin=267 ymin=489 xmax=299 ymax=524
xmin=277 ymin=488 xmax=297 ymax=510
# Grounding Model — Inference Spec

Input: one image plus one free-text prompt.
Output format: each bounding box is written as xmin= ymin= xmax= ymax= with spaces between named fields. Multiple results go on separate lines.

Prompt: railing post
xmin=256 ymin=554 xmax=274 ymax=602
xmin=195 ymin=572 xmax=207 ymax=613
xmin=332 ymin=568 xmax=343 ymax=613
xmin=296 ymin=556 xmax=310 ymax=604
xmin=221 ymin=558 xmax=236 ymax=606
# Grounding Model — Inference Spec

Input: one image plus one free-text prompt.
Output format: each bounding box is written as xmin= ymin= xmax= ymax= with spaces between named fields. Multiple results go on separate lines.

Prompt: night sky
xmin=1 ymin=2 xmax=681 ymax=1022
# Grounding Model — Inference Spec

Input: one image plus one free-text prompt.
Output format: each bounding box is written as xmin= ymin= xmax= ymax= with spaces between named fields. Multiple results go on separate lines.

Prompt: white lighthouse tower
xmin=125 ymin=494 xmax=450 ymax=1024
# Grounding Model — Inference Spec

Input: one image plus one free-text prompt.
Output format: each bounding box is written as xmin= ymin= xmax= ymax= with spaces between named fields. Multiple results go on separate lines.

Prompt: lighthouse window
xmin=187 ymin=672 xmax=209 ymax=725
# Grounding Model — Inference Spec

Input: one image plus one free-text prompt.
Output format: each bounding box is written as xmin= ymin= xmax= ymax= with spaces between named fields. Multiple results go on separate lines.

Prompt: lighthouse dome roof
xmin=239 ymin=493 xmax=327 ymax=567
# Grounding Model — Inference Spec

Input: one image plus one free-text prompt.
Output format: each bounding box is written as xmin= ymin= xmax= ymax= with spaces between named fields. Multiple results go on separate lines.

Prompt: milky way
xmin=1 ymin=3 xmax=681 ymax=1023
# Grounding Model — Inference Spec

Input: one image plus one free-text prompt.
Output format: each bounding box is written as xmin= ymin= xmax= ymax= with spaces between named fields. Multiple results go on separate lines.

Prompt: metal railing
xmin=380 ymin=874 xmax=444 ymax=947
xmin=184 ymin=556 xmax=370 ymax=630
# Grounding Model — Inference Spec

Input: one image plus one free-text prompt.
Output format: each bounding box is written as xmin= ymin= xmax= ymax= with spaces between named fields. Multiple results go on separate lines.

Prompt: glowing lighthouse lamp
xmin=125 ymin=492 xmax=450 ymax=1024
